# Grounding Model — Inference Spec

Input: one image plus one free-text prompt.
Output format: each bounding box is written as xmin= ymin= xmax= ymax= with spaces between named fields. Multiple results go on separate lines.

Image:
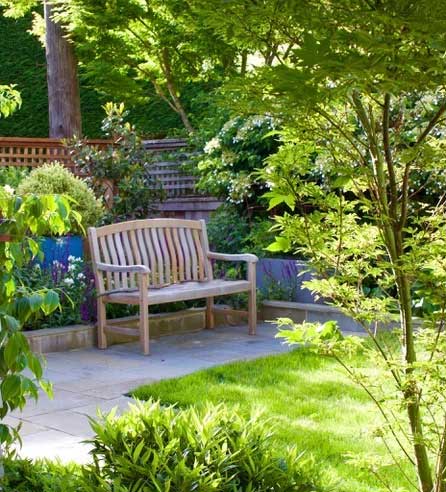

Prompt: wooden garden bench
xmin=88 ymin=218 xmax=258 ymax=355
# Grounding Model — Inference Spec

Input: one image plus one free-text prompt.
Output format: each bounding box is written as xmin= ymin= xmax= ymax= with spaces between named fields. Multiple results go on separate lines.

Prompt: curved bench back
xmin=88 ymin=219 xmax=213 ymax=293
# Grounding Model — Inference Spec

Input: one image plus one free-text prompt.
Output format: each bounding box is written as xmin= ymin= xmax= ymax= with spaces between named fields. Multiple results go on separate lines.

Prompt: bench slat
xmin=193 ymin=229 xmax=206 ymax=281
xmin=164 ymin=228 xmax=178 ymax=283
xmin=172 ymin=228 xmax=185 ymax=282
xmin=151 ymin=228 xmax=165 ymax=286
xmin=136 ymin=229 xmax=150 ymax=281
xmin=114 ymin=233 xmax=128 ymax=289
xmin=143 ymin=228 xmax=157 ymax=287
xmin=99 ymin=235 xmax=113 ymax=289
xmin=178 ymin=228 xmax=191 ymax=281
xmin=121 ymin=231 xmax=135 ymax=288
xmin=107 ymin=234 xmax=121 ymax=289
xmin=185 ymin=228 xmax=198 ymax=281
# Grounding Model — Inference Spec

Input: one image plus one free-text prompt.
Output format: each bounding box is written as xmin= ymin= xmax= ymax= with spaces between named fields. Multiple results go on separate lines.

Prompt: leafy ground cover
xmin=132 ymin=349 xmax=413 ymax=492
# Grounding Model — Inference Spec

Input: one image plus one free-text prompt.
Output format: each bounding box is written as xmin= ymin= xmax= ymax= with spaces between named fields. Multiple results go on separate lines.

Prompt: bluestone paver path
xmin=9 ymin=322 xmax=290 ymax=462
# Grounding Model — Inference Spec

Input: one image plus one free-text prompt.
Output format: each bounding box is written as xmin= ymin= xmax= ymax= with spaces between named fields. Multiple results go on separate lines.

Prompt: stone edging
xmin=262 ymin=300 xmax=423 ymax=332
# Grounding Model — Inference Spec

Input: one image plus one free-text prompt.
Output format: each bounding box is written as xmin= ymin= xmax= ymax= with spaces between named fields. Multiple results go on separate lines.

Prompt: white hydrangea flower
xmin=77 ymin=273 xmax=85 ymax=280
xmin=3 ymin=184 xmax=14 ymax=195
xmin=64 ymin=278 xmax=74 ymax=286
xmin=204 ymin=137 xmax=221 ymax=154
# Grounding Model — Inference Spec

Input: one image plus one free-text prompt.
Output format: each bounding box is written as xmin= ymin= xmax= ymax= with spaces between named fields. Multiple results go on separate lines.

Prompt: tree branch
xmin=383 ymin=93 xmax=398 ymax=222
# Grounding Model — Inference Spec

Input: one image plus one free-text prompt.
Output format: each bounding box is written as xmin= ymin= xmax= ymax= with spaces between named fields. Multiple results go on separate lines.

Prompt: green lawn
xmin=132 ymin=350 xmax=413 ymax=492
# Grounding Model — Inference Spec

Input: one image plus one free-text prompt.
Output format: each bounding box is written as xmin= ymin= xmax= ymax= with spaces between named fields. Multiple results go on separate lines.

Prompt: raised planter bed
xmin=262 ymin=300 xmax=365 ymax=332
xmin=25 ymin=324 xmax=95 ymax=353
xmin=24 ymin=306 xmax=255 ymax=354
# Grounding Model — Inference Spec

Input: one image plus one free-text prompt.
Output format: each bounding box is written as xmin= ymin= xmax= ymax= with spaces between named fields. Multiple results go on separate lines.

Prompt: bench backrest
xmin=88 ymin=219 xmax=213 ymax=293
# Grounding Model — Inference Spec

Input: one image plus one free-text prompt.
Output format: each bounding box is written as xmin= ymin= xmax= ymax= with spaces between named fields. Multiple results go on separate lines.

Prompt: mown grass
xmin=132 ymin=349 xmax=413 ymax=492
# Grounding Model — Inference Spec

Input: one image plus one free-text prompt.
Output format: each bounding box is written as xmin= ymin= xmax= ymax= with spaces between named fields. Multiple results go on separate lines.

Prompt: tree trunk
xmin=353 ymin=92 xmax=435 ymax=492
xmin=44 ymin=1 xmax=81 ymax=138
xmin=160 ymin=48 xmax=194 ymax=134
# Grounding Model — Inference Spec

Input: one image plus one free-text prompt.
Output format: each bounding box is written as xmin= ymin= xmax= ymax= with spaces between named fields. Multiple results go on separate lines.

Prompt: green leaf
xmin=4 ymin=332 xmax=23 ymax=369
xmin=3 ymin=315 xmax=20 ymax=332
xmin=28 ymin=293 xmax=44 ymax=313
xmin=41 ymin=290 xmax=60 ymax=316
xmin=40 ymin=379 xmax=53 ymax=398
xmin=265 ymin=236 xmax=290 ymax=252
xmin=0 ymin=424 xmax=11 ymax=445
xmin=1 ymin=375 xmax=21 ymax=401
xmin=28 ymin=353 xmax=43 ymax=380
xmin=15 ymin=296 xmax=32 ymax=323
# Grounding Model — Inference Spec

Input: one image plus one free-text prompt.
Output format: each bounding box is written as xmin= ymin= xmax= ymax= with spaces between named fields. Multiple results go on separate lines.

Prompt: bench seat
xmin=103 ymin=279 xmax=251 ymax=305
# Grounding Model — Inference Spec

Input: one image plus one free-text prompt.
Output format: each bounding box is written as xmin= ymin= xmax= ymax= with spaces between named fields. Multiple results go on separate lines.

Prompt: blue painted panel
xmin=39 ymin=235 xmax=83 ymax=269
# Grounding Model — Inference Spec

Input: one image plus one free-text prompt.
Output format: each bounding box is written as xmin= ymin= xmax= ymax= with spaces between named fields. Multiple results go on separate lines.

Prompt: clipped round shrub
xmin=85 ymin=400 xmax=321 ymax=491
xmin=17 ymin=162 xmax=103 ymax=234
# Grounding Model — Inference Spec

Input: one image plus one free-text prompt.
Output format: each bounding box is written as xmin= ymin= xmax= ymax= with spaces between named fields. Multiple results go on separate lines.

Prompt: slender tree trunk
xmin=398 ymin=273 xmax=434 ymax=492
xmin=44 ymin=1 xmax=81 ymax=138
xmin=352 ymin=92 xmax=434 ymax=492
xmin=170 ymin=90 xmax=194 ymax=134
xmin=160 ymin=48 xmax=194 ymax=134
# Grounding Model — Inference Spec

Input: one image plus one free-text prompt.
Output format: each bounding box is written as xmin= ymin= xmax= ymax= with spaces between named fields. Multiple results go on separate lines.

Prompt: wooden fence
xmin=0 ymin=137 xmax=198 ymax=198
xmin=0 ymin=137 xmax=108 ymax=171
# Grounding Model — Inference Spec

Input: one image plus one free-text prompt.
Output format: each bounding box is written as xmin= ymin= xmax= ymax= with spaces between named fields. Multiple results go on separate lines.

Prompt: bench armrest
xmin=96 ymin=262 xmax=151 ymax=274
xmin=208 ymin=252 xmax=258 ymax=263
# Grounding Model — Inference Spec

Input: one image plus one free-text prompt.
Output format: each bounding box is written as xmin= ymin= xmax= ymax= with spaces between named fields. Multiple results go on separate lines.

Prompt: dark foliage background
xmin=0 ymin=10 xmax=195 ymax=138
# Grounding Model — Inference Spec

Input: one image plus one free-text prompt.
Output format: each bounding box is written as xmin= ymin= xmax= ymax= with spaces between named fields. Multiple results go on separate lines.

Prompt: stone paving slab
xmin=19 ymin=429 xmax=92 ymax=463
xmin=30 ymin=410 xmax=96 ymax=437
xmin=10 ymin=322 xmax=289 ymax=462
xmin=68 ymin=378 xmax=159 ymax=400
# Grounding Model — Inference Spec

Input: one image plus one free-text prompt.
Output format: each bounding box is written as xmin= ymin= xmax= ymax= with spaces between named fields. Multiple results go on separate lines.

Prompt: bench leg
xmin=206 ymin=297 xmax=215 ymax=329
xmin=140 ymin=300 xmax=150 ymax=355
xmin=139 ymin=274 xmax=150 ymax=355
xmin=248 ymin=263 xmax=257 ymax=335
xmin=97 ymin=298 xmax=107 ymax=349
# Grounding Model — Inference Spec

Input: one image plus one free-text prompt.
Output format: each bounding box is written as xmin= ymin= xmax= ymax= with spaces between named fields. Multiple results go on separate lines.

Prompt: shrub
xmin=84 ymin=400 xmax=320 ymax=492
xmin=197 ymin=115 xmax=280 ymax=209
xmin=207 ymin=204 xmax=276 ymax=258
xmin=0 ymin=166 xmax=28 ymax=188
xmin=68 ymin=102 xmax=164 ymax=224
xmin=2 ymin=457 xmax=83 ymax=492
xmin=17 ymin=162 xmax=104 ymax=234
xmin=207 ymin=203 xmax=250 ymax=254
